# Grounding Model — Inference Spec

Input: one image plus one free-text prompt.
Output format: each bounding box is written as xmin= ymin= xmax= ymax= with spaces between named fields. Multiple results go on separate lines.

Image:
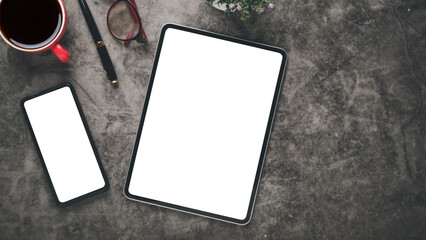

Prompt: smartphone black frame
xmin=124 ymin=23 xmax=287 ymax=225
xmin=21 ymin=82 xmax=109 ymax=207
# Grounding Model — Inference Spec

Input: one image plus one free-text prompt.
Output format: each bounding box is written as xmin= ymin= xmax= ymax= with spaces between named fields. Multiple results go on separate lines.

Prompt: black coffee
xmin=0 ymin=0 xmax=62 ymax=49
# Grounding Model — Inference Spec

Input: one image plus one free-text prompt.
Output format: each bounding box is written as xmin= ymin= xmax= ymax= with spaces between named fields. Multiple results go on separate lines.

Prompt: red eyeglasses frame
xmin=107 ymin=0 xmax=147 ymax=46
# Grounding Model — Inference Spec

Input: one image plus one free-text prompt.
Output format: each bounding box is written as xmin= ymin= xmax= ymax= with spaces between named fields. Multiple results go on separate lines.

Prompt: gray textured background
xmin=0 ymin=0 xmax=425 ymax=239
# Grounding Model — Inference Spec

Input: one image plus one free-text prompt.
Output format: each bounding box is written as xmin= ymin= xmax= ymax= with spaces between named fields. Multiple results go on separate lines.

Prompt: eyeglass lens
xmin=107 ymin=1 xmax=140 ymax=40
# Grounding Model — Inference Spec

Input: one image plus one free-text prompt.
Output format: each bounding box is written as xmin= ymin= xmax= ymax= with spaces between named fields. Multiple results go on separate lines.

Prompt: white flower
xmin=229 ymin=3 xmax=235 ymax=9
xmin=268 ymin=3 xmax=275 ymax=9
xmin=236 ymin=3 xmax=242 ymax=11
xmin=259 ymin=7 xmax=265 ymax=13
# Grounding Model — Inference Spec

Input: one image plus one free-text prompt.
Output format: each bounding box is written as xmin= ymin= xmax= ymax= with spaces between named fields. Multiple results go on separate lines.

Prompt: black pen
xmin=78 ymin=0 xmax=118 ymax=85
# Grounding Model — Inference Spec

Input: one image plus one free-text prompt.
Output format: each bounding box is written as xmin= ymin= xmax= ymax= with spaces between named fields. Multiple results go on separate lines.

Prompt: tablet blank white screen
xmin=24 ymin=86 xmax=105 ymax=203
xmin=128 ymin=28 xmax=283 ymax=220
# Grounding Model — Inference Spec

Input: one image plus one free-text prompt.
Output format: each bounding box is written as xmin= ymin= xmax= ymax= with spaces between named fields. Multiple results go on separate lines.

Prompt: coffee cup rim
xmin=0 ymin=0 xmax=66 ymax=52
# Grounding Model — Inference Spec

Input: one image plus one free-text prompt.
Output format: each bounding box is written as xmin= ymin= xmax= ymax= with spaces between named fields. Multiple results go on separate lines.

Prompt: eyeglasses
xmin=107 ymin=0 xmax=147 ymax=46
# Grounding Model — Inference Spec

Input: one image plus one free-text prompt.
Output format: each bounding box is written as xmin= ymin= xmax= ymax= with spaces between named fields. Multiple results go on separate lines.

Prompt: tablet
xmin=21 ymin=83 xmax=109 ymax=207
xmin=124 ymin=24 xmax=287 ymax=224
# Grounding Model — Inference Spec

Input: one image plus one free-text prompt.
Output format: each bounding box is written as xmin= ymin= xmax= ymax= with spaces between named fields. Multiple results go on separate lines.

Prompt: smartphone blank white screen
xmin=23 ymin=86 xmax=106 ymax=204
xmin=127 ymin=26 xmax=284 ymax=222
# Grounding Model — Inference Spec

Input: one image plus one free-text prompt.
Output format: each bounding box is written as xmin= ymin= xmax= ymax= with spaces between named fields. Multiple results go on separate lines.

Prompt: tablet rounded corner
xmin=161 ymin=23 xmax=177 ymax=35
xmin=62 ymin=82 xmax=73 ymax=90
xmin=123 ymin=183 xmax=134 ymax=200
xmin=101 ymin=179 xmax=110 ymax=192
xmin=20 ymin=97 xmax=29 ymax=111
xmin=55 ymin=196 xmax=68 ymax=208
xmin=276 ymin=47 xmax=287 ymax=62
xmin=235 ymin=211 xmax=253 ymax=225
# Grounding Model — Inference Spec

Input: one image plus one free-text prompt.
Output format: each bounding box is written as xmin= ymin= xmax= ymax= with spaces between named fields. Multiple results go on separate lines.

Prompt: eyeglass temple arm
xmin=130 ymin=0 xmax=147 ymax=41
xmin=124 ymin=24 xmax=138 ymax=46
xmin=124 ymin=0 xmax=143 ymax=46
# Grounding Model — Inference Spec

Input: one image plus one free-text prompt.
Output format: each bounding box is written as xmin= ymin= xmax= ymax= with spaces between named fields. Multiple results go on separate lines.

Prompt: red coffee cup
xmin=0 ymin=0 xmax=70 ymax=62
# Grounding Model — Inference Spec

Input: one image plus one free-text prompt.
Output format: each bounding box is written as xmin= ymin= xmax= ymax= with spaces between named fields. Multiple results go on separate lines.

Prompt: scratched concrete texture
xmin=0 ymin=0 xmax=425 ymax=239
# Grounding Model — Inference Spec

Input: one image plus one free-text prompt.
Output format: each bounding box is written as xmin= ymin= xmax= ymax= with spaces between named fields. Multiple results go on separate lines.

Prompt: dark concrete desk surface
xmin=0 ymin=0 xmax=425 ymax=239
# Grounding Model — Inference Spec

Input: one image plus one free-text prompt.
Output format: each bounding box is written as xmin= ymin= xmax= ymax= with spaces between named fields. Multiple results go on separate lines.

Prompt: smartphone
xmin=21 ymin=83 xmax=109 ymax=207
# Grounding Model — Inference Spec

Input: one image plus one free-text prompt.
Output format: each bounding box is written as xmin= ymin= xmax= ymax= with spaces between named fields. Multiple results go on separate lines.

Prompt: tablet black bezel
xmin=124 ymin=23 xmax=287 ymax=225
xmin=21 ymin=83 xmax=109 ymax=208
